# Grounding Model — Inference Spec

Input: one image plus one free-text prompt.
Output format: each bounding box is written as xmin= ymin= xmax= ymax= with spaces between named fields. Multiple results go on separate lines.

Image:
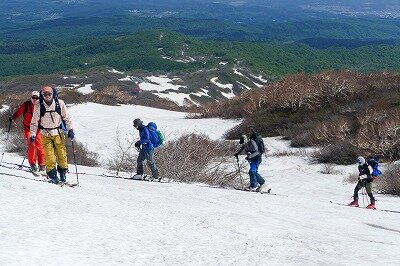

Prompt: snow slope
xmin=1 ymin=105 xmax=400 ymax=265
xmin=68 ymin=102 xmax=241 ymax=163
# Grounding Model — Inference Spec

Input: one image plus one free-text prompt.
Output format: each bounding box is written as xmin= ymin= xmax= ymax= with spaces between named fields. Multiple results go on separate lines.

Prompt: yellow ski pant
xmin=41 ymin=133 xmax=68 ymax=172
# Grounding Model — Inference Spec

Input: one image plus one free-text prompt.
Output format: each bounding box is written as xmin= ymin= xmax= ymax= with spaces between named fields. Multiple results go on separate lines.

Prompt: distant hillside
xmin=1 ymin=15 xmax=400 ymax=43
xmin=2 ymin=30 xmax=400 ymax=79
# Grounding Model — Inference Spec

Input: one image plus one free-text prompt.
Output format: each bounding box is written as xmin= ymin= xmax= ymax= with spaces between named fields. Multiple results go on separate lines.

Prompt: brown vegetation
xmin=199 ymin=70 xmax=400 ymax=163
xmin=4 ymin=129 xmax=98 ymax=167
xmin=375 ymin=163 xmax=400 ymax=196
xmin=107 ymin=133 xmax=244 ymax=187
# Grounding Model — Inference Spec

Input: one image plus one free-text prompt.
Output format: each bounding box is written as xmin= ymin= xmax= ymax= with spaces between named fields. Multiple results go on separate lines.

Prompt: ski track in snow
xmin=1 ymin=105 xmax=400 ymax=265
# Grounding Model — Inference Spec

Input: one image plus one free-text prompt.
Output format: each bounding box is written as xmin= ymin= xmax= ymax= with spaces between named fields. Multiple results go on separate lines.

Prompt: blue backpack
xmin=147 ymin=122 xmax=164 ymax=148
xmin=367 ymin=158 xmax=382 ymax=177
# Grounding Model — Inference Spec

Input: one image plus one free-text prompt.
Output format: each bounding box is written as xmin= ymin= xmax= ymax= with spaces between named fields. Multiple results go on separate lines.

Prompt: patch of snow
xmin=118 ymin=77 xmax=132 ymax=81
xmin=155 ymin=92 xmax=192 ymax=106
xmin=219 ymin=62 xmax=228 ymax=65
xmin=191 ymin=89 xmax=210 ymax=97
xmin=77 ymin=84 xmax=94 ymax=95
xmin=55 ymin=84 xmax=80 ymax=90
xmin=63 ymin=76 xmax=77 ymax=79
xmin=162 ymin=56 xmax=194 ymax=63
xmin=250 ymin=74 xmax=268 ymax=83
xmin=140 ymin=76 xmax=185 ymax=92
xmin=108 ymin=69 xmax=124 ymax=75
xmin=139 ymin=82 xmax=166 ymax=92
xmin=210 ymin=77 xmax=233 ymax=89
xmin=254 ymin=82 xmax=264 ymax=88
xmin=0 ymin=105 xmax=10 ymax=113
xmin=220 ymin=91 xmax=236 ymax=99
xmin=233 ymin=68 xmax=245 ymax=77
xmin=237 ymin=81 xmax=252 ymax=90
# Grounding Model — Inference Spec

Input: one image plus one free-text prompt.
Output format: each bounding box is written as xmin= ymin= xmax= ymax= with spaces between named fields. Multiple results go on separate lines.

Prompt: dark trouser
xmin=248 ymin=156 xmax=265 ymax=188
xmin=137 ymin=149 xmax=158 ymax=178
xmin=353 ymin=180 xmax=375 ymax=204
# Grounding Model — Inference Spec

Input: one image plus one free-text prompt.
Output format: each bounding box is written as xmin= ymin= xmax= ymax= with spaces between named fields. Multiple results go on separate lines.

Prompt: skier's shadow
xmin=0 ymin=171 xmax=45 ymax=183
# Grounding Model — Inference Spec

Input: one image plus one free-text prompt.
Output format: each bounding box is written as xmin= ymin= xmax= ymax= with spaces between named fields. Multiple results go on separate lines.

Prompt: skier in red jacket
xmin=10 ymin=91 xmax=46 ymax=175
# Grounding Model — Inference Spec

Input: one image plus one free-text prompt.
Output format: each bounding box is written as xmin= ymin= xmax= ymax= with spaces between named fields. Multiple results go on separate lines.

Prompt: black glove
xmin=67 ymin=129 xmax=75 ymax=140
xmin=234 ymin=153 xmax=239 ymax=159
xmin=134 ymin=141 xmax=141 ymax=148
xmin=8 ymin=116 xmax=13 ymax=122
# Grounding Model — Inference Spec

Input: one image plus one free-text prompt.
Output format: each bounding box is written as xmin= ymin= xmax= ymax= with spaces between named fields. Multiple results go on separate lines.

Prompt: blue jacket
xmin=138 ymin=125 xmax=154 ymax=151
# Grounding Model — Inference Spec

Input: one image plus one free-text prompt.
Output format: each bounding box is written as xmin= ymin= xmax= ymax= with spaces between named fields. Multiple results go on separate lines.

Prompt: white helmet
xmin=357 ymin=156 xmax=365 ymax=165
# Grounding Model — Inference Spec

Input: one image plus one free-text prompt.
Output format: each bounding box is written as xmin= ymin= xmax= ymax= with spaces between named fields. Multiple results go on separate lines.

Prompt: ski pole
xmin=71 ymin=140 xmax=80 ymax=187
xmin=0 ymin=119 xmax=13 ymax=165
xmin=236 ymin=157 xmax=244 ymax=189
xmin=19 ymin=135 xmax=38 ymax=169
xmin=362 ymin=186 xmax=370 ymax=206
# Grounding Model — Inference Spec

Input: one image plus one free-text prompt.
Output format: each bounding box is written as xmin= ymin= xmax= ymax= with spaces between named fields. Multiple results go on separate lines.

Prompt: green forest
xmin=1 ymin=30 xmax=400 ymax=79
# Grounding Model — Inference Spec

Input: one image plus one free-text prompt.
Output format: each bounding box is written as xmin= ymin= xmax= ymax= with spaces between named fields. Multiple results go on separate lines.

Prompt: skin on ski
xmin=329 ymin=201 xmax=400 ymax=214
xmin=233 ymin=187 xmax=280 ymax=196
xmin=56 ymin=181 xmax=78 ymax=188
xmin=124 ymin=175 xmax=165 ymax=183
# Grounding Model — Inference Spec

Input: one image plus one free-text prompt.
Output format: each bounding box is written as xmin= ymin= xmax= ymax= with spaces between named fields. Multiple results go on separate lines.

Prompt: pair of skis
xmin=234 ymin=186 xmax=282 ymax=196
xmin=0 ymin=162 xmax=78 ymax=188
xmin=330 ymin=201 xmax=400 ymax=214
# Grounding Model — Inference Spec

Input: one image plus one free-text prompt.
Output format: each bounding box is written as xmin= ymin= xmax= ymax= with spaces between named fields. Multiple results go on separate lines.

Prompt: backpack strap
xmin=38 ymin=97 xmax=64 ymax=131
xmin=23 ymin=100 xmax=32 ymax=115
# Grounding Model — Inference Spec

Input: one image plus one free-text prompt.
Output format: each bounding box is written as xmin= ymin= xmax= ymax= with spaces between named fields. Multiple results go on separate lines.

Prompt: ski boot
xmin=245 ymin=186 xmax=258 ymax=192
xmin=256 ymin=183 xmax=265 ymax=192
xmin=348 ymin=200 xmax=359 ymax=207
xmin=366 ymin=204 xmax=376 ymax=210
xmin=58 ymin=166 xmax=68 ymax=183
xmin=38 ymin=165 xmax=47 ymax=176
xmin=30 ymin=164 xmax=40 ymax=176
xmin=47 ymin=168 xmax=60 ymax=184
xmin=131 ymin=174 xmax=143 ymax=180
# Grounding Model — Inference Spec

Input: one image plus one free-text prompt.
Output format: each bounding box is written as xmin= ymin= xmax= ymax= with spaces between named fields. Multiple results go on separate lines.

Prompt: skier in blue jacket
xmin=132 ymin=118 xmax=159 ymax=181
xmin=234 ymin=135 xmax=265 ymax=191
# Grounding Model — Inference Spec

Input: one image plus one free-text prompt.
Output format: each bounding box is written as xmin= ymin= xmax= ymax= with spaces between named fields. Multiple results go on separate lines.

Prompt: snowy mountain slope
xmin=68 ymin=102 xmax=241 ymax=162
xmin=1 ymin=103 xmax=400 ymax=265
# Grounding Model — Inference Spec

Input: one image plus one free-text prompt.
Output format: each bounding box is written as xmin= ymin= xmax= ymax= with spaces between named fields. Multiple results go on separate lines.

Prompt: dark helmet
xmin=239 ymin=135 xmax=248 ymax=144
xmin=133 ymin=118 xmax=143 ymax=128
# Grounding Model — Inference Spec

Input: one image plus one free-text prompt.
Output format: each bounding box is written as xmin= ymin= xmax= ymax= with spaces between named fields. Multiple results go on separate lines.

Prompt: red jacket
xmin=12 ymin=100 xmax=34 ymax=130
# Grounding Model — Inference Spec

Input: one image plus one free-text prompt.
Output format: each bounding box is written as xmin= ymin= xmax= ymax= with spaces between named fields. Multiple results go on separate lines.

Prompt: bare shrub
xmin=66 ymin=140 xmax=99 ymax=167
xmin=311 ymin=118 xmax=352 ymax=145
xmin=351 ymin=108 xmax=400 ymax=160
xmin=155 ymin=134 xmax=240 ymax=187
xmin=343 ymin=172 xmax=359 ymax=184
xmin=86 ymin=85 xmax=134 ymax=106
xmin=313 ymin=141 xmax=358 ymax=165
xmin=375 ymin=163 xmax=400 ymax=196
xmin=290 ymin=130 xmax=314 ymax=147
xmin=0 ymin=110 xmax=13 ymax=130
xmin=4 ymin=130 xmax=98 ymax=167
xmin=270 ymin=150 xmax=301 ymax=157
xmin=320 ymin=163 xmax=339 ymax=175
xmin=5 ymin=131 xmax=26 ymax=156
xmin=106 ymin=131 xmax=137 ymax=175
xmin=107 ymin=133 xmax=243 ymax=187
xmin=58 ymin=89 xmax=86 ymax=105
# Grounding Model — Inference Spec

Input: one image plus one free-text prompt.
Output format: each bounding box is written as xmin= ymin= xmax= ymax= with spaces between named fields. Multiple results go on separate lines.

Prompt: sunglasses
xmin=43 ymin=92 xmax=52 ymax=96
xmin=31 ymin=96 xmax=39 ymax=100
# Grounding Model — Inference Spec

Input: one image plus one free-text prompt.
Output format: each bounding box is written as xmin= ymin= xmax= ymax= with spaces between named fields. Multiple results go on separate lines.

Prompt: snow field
xmin=0 ymin=103 xmax=399 ymax=265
